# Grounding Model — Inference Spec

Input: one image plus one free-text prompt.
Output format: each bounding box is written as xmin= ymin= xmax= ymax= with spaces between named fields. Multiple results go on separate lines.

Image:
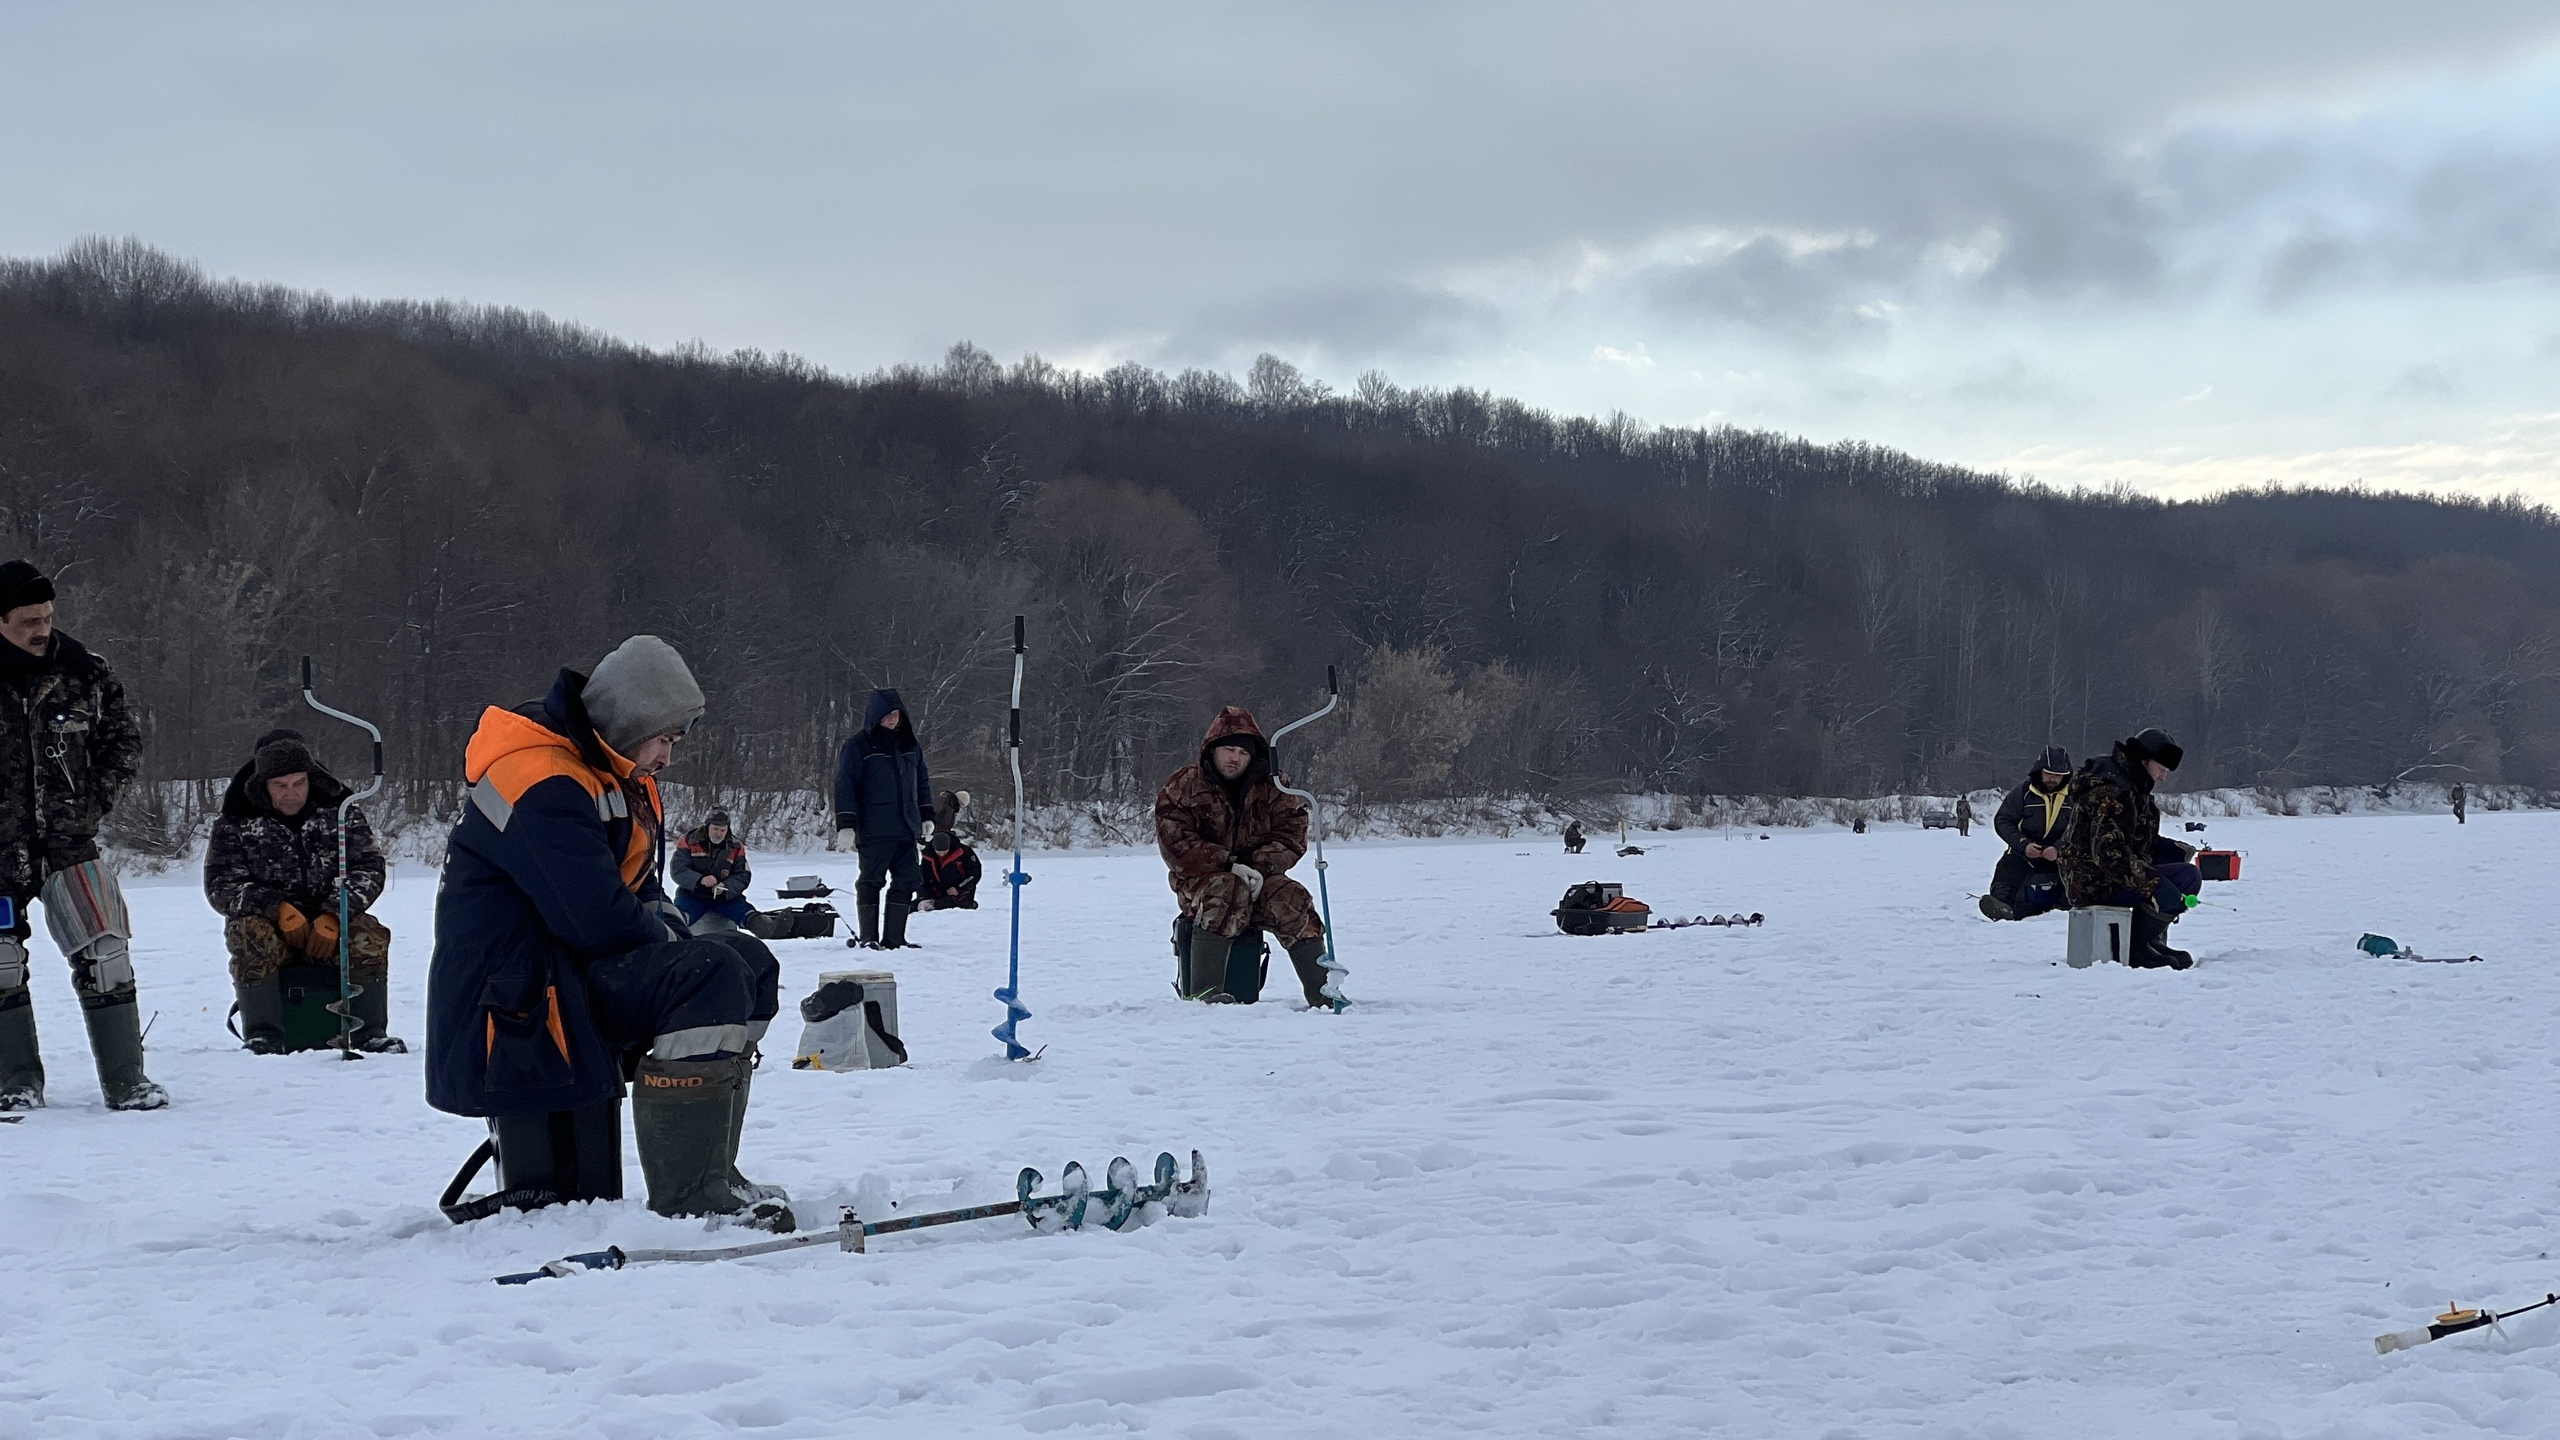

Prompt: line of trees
xmin=1 ymin=239 xmax=2554 ymax=852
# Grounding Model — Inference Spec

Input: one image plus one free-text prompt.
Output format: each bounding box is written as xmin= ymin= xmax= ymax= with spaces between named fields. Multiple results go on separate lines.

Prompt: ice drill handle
xmin=1014 ymin=615 xmax=1025 ymax=654
xmin=302 ymin=655 xmax=312 ymax=691
xmin=1327 ymin=665 xmax=1338 ymax=696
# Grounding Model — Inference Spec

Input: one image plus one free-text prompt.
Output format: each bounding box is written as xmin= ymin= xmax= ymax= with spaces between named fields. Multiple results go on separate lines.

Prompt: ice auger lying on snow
xmin=2376 ymin=1291 xmax=2560 ymax=1353
xmin=493 ymin=1150 xmax=1210 ymax=1284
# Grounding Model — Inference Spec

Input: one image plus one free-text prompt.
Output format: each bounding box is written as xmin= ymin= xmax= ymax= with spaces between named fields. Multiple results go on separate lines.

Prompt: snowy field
xmin=4 ymin=810 xmax=2556 ymax=1438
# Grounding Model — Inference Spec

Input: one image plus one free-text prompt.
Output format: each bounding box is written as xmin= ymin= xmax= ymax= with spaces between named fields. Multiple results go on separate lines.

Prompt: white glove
xmin=833 ymin=827 xmax=858 ymax=851
xmin=921 ymin=821 xmax=936 ymax=843
xmin=1229 ymin=862 xmax=1264 ymax=899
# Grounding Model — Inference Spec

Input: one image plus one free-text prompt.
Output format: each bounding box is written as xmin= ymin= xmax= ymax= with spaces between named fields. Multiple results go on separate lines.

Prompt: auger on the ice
xmin=993 ymin=615 xmax=1035 ymax=1060
xmin=493 ymin=1149 xmax=1209 ymax=1283
xmin=1268 ymin=666 xmax=1348 ymax=1010
xmin=2376 ymin=1291 xmax=2560 ymax=1354
xmin=302 ymin=656 xmax=384 ymax=1062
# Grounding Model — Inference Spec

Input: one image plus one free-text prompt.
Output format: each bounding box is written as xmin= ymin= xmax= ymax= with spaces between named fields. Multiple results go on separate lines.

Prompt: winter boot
xmin=1183 ymin=928 xmax=1234 ymax=1002
xmin=632 ymin=1053 xmax=792 ymax=1231
xmin=1285 ymin=937 xmax=1339 ymax=1009
xmin=0 ymin=993 xmax=42 ymax=1110
xmin=233 ymin=976 xmax=287 ymax=1055
xmin=2128 ymin=907 xmax=2193 ymax=971
xmin=880 ymin=900 xmax=914 ymax=950
xmin=349 ymin=978 xmax=407 ymax=1054
xmin=82 ymin=996 xmax=169 ymax=1110
xmin=1977 ymin=894 xmax=2017 ymax=922
xmin=724 ymin=1057 xmax=791 ymax=1207
xmin=851 ymin=893 xmax=881 ymax=950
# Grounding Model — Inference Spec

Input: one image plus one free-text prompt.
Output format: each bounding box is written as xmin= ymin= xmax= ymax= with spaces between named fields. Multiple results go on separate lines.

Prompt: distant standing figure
xmin=832 ymin=688 xmax=934 ymax=950
xmin=1563 ymin=821 xmax=1586 ymax=855
xmin=2450 ymin=783 xmax=2467 ymax=824
xmin=1954 ymin=795 xmax=1974 ymax=837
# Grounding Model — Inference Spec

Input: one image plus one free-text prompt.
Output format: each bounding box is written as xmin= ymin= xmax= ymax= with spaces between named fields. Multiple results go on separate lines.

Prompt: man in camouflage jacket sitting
xmin=2060 ymin=727 xmax=2203 ymax=970
xmin=204 ymin=728 xmax=402 ymax=1053
xmin=1153 ymin=706 xmax=1333 ymax=1007
xmin=0 ymin=561 xmax=161 ymax=1111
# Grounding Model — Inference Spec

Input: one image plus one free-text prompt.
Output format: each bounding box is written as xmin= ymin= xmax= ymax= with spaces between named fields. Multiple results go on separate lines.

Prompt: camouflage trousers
xmin=1170 ymin=868 xmax=1324 ymax=946
xmin=225 ymin=913 xmax=391 ymax=985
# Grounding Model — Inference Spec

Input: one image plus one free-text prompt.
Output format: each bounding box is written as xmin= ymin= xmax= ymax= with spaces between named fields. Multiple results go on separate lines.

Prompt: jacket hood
xmin=467 ymin=670 xmax=633 ymax=785
xmin=1197 ymin=706 xmax=1271 ymax=787
xmin=863 ymin=687 xmax=916 ymax=749
xmin=220 ymin=756 xmax=352 ymax=821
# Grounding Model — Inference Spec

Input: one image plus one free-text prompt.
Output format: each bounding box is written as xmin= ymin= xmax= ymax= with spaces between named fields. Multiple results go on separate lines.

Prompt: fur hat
xmin=584 ymin=635 xmax=704 ymax=757
xmin=252 ymin=728 xmax=313 ymax=782
xmin=2122 ymin=728 xmax=2183 ymax=772
xmin=704 ymin=809 xmax=732 ymax=831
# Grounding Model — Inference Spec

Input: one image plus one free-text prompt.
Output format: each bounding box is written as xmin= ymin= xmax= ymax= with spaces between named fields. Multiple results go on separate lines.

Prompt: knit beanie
xmin=583 ymin=635 xmax=705 ymax=757
xmin=0 ymin=561 xmax=55 ymax=615
xmin=253 ymin=728 xmax=313 ymax=782
xmin=2037 ymin=745 xmax=2071 ymax=775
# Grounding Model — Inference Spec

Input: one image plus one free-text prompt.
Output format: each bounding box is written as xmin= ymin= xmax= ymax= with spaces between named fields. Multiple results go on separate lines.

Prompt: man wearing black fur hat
xmin=0 ymin=561 xmax=160 ymax=1110
xmin=2060 ymin=728 xmax=2203 ymax=969
xmin=204 ymin=728 xmax=401 ymax=1053
xmin=1979 ymin=745 xmax=2073 ymax=921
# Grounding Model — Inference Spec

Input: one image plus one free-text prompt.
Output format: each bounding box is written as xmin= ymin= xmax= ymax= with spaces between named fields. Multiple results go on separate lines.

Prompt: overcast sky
xmin=9 ymin=2 xmax=2560 ymax=497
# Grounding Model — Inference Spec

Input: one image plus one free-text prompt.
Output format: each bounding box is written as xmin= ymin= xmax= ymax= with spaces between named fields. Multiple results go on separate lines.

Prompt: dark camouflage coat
xmin=1154 ymin=707 xmax=1323 ymax=943
xmin=2059 ymin=747 xmax=2160 ymax=908
xmin=203 ymin=760 xmax=386 ymax=921
xmin=0 ymin=632 xmax=143 ymax=895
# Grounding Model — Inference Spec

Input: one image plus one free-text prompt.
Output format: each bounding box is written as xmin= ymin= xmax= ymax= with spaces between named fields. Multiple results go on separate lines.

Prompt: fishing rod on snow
xmin=2377 ymin=1291 xmax=2560 ymax=1354
xmin=1268 ymin=666 xmax=1349 ymax=1011
xmin=303 ymin=657 xmax=383 ymax=1062
xmin=992 ymin=616 xmax=1035 ymax=1060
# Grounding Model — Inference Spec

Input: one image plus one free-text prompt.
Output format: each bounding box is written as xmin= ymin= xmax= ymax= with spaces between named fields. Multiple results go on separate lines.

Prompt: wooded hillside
xmin=2 ymin=239 xmax=2552 ymax=849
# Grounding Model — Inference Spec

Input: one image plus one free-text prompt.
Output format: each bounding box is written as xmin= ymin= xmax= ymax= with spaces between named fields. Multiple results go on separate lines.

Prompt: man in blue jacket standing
xmin=427 ymin=636 xmax=792 ymax=1230
xmin=833 ymin=688 xmax=934 ymax=950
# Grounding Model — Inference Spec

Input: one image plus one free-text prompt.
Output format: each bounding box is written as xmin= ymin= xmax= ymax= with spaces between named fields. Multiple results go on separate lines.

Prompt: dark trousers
xmin=2092 ymin=860 xmax=2203 ymax=920
xmin=674 ymin=892 xmax=758 ymax=930
xmin=585 ymin=931 xmax=781 ymax=1061
xmin=856 ymin=839 xmax=921 ymax=912
xmin=1988 ymin=853 xmax=2065 ymax=918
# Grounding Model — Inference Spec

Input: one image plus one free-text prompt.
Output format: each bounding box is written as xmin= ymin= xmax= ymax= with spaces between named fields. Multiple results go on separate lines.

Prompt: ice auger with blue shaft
xmin=302 ymin=656 xmax=383 ymax=1062
xmin=992 ymin=615 xmax=1034 ymax=1059
xmin=1268 ymin=666 xmax=1349 ymax=1010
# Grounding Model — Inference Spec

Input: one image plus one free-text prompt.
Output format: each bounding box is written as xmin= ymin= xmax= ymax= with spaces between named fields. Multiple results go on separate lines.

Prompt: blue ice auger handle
xmin=994 ymin=614 xmax=1034 ymax=1060
xmin=495 ymin=1247 xmax=626 ymax=1285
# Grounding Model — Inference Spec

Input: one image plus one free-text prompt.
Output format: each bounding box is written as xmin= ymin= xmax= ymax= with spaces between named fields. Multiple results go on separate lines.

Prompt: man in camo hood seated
xmin=204 ymin=728 xmax=402 ymax=1052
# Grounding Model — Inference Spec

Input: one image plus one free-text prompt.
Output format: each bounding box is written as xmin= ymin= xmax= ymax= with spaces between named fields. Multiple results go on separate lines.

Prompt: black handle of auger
xmin=1327 ymin=665 xmax=1338 ymax=696
xmin=372 ymin=739 xmax=384 ymax=776
xmin=302 ymin=655 xmax=312 ymax=691
xmin=1014 ymin=614 xmax=1025 ymax=653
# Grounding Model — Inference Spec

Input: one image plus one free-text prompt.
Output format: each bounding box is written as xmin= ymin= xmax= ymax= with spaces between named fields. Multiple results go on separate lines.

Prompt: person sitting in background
xmin=1978 ymin=746 xmax=2072 ymax=922
xmin=2060 ymin=728 xmax=2202 ymax=970
xmin=204 ymin=728 xmax=401 ymax=1053
xmin=671 ymin=809 xmax=758 ymax=933
xmin=1155 ymin=706 xmax=1333 ymax=1007
xmin=1563 ymin=820 xmax=1586 ymax=854
xmin=918 ymin=789 xmax=981 ymax=911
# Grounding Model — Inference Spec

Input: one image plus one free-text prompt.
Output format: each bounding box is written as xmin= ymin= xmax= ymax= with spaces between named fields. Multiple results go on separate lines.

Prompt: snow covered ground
xmin=4 ymin=810 xmax=2555 ymax=1438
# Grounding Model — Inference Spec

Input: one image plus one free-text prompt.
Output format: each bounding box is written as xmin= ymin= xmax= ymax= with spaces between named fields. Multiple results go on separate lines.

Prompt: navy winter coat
xmin=426 ymin=670 xmax=674 ymax=1119
xmin=832 ymin=688 xmax=933 ymax=843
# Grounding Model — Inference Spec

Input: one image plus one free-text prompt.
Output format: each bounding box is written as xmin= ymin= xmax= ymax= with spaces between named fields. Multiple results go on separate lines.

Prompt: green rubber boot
xmin=633 ymin=1053 xmax=792 ymax=1231
xmin=0 ymin=993 xmax=43 ymax=1109
xmin=83 ymin=996 xmax=169 ymax=1110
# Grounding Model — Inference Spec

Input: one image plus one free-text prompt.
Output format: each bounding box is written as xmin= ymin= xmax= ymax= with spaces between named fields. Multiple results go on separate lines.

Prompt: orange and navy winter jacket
xmin=426 ymin=669 xmax=674 ymax=1118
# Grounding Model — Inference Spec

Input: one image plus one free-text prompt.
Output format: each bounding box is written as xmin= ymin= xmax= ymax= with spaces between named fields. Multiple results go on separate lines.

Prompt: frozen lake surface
xmin=3 ymin=809 xmax=2553 ymax=1437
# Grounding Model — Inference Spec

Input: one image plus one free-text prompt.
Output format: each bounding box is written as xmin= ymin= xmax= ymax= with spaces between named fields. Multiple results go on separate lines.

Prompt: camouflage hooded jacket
xmin=1154 ymin=707 xmax=1310 ymax=882
xmin=2059 ymin=747 xmax=2160 ymax=907
xmin=203 ymin=760 xmax=387 ymax=921
xmin=0 ymin=631 xmax=142 ymax=893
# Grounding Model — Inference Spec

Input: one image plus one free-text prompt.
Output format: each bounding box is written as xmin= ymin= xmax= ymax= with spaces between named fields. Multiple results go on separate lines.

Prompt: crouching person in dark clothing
xmin=205 ymin=728 xmax=400 ymax=1052
xmin=1155 ymin=707 xmax=1332 ymax=1007
xmin=671 ymin=809 xmax=757 ymax=934
xmin=2060 ymin=728 xmax=2202 ymax=970
xmin=1979 ymin=746 xmax=2073 ymax=922
xmin=427 ymin=636 xmax=791 ymax=1231
xmin=918 ymin=790 xmax=981 ymax=912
